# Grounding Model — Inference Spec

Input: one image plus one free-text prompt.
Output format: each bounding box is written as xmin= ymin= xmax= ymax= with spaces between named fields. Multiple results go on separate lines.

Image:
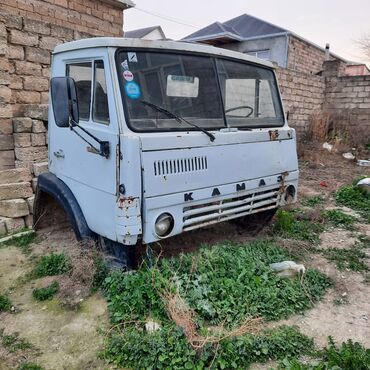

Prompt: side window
xmin=67 ymin=62 xmax=92 ymax=121
xmin=93 ymin=60 xmax=110 ymax=124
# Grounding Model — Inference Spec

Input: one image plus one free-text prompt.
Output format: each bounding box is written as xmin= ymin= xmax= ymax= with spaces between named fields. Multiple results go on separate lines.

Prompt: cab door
xmin=49 ymin=49 xmax=120 ymax=240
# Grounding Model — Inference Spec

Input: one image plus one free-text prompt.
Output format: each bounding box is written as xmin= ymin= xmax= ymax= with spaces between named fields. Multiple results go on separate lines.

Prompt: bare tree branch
xmin=356 ymin=34 xmax=370 ymax=60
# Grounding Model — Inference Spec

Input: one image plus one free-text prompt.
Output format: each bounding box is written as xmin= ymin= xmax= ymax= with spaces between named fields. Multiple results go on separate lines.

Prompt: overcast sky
xmin=124 ymin=0 xmax=370 ymax=64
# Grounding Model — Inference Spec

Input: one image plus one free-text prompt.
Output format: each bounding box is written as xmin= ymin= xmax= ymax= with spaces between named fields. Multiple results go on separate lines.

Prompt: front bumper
xmin=142 ymin=170 xmax=299 ymax=243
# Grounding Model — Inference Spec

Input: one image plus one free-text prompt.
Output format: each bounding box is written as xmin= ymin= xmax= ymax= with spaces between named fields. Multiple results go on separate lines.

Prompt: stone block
xmin=0 ymin=151 xmax=15 ymax=171
xmin=32 ymin=177 xmax=38 ymax=192
xmin=39 ymin=36 xmax=63 ymax=51
xmin=7 ymin=44 xmax=24 ymax=60
xmin=23 ymin=76 xmax=49 ymax=92
xmin=27 ymin=195 xmax=35 ymax=214
xmin=31 ymin=133 xmax=46 ymax=147
xmin=0 ymin=182 xmax=33 ymax=200
xmin=0 ymin=217 xmax=6 ymax=235
xmin=23 ymin=18 xmax=51 ymax=35
xmin=15 ymin=90 xmax=41 ymax=104
xmin=0 ymin=168 xmax=32 ymax=185
xmin=5 ymin=217 xmax=25 ymax=232
xmin=33 ymin=161 xmax=48 ymax=177
xmin=0 ymin=134 xmax=14 ymax=150
xmin=22 ymin=105 xmax=48 ymax=121
xmin=4 ymin=13 xmax=22 ymax=30
xmin=0 ymin=86 xmax=11 ymax=104
xmin=13 ymin=117 xmax=32 ymax=133
xmin=14 ymin=133 xmax=31 ymax=148
xmin=25 ymin=214 xmax=33 ymax=228
xmin=25 ymin=47 xmax=50 ymax=65
xmin=50 ymin=24 xmax=74 ymax=40
xmin=32 ymin=120 xmax=46 ymax=133
xmin=0 ymin=198 xmax=29 ymax=217
xmin=15 ymin=61 xmax=42 ymax=76
xmin=9 ymin=30 xmax=38 ymax=47
xmin=0 ymin=119 xmax=13 ymax=135
xmin=14 ymin=146 xmax=47 ymax=162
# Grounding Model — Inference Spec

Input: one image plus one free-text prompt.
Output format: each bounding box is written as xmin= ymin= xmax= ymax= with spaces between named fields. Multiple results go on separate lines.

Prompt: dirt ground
xmin=0 ymin=146 xmax=369 ymax=369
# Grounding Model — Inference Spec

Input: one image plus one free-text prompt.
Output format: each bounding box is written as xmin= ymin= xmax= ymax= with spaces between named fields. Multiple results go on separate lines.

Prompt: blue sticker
xmin=125 ymin=81 xmax=141 ymax=100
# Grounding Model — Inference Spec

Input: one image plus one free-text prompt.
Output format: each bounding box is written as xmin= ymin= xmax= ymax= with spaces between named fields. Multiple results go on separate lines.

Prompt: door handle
xmin=53 ymin=149 xmax=65 ymax=159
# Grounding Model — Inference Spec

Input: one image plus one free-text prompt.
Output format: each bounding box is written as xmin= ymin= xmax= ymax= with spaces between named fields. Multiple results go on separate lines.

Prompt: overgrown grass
xmin=0 ymin=329 xmax=33 ymax=353
xmin=336 ymin=181 xmax=370 ymax=223
xmin=323 ymin=209 xmax=357 ymax=230
xmin=0 ymin=230 xmax=36 ymax=254
xmin=0 ymin=294 xmax=12 ymax=312
xmin=17 ymin=363 xmax=44 ymax=370
xmin=279 ymin=337 xmax=370 ymax=369
xmin=301 ymin=196 xmax=324 ymax=207
xmin=322 ymin=247 xmax=369 ymax=272
xmin=32 ymin=282 xmax=59 ymax=301
xmin=33 ymin=253 xmax=71 ymax=278
xmin=102 ymin=241 xmax=331 ymax=369
xmin=273 ymin=210 xmax=323 ymax=243
xmin=104 ymin=325 xmax=314 ymax=370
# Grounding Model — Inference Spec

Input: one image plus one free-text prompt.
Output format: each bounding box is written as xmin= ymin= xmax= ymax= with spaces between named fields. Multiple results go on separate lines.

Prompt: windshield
xmin=116 ymin=50 xmax=284 ymax=132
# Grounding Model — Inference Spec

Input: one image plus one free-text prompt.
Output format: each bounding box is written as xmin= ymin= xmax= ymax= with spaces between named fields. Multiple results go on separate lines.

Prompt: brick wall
xmin=323 ymin=61 xmax=370 ymax=144
xmin=276 ymin=67 xmax=325 ymax=134
xmin=0 ymin=0 xmax=126 ymax=37
xmin=288 ymin=35 xmax=332 ymax=75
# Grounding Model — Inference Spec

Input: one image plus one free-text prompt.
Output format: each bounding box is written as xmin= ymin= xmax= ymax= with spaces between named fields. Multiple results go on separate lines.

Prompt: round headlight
xmin=155 ymin=213 xmax=174 ymax=237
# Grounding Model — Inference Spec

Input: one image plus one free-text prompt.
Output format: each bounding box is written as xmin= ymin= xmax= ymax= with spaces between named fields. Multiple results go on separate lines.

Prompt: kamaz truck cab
xmin=34 ymin=38 xmax=298 ymax=267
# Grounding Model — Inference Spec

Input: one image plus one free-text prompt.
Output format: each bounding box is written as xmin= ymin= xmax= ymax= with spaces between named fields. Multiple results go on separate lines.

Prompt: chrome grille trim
xmin=183 ymin=187 xmax=280 ymax=231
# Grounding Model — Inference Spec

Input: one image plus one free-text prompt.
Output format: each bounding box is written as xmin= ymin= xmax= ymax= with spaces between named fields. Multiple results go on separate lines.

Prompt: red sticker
xmin=123 ymin=70 xmax=134 ymax=82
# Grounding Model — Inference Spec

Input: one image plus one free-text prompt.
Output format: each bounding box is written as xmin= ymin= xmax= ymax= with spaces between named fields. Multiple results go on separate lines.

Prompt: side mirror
xmin=50 ymin=77 xmax=79 ymax=127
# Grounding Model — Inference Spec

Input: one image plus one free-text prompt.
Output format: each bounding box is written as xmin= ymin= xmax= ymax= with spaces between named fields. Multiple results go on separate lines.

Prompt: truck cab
xmin=34 ymin=38 xmax=298 ymax=266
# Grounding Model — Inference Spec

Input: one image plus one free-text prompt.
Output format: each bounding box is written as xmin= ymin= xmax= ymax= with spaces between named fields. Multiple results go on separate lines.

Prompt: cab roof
xmin=53 ymin=37 xmax=275 ymax=69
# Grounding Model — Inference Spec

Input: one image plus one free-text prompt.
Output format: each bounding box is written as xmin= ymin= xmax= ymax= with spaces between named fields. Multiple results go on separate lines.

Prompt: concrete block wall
xmin=276 ymin=67 xmax=325 ymax=135
xmin=288 ymin=35 xmax=335 ymax=75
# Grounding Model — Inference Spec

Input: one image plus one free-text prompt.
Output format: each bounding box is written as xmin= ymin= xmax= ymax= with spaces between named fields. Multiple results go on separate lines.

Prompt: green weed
xmin=322 ymin=247 xmax=369 ymax=272
xmin=102 ymin=241 xmax=331 ymax=368
xmin=0 ymin=294 xmax=12 ymax=312
xmin=336 ymin=182 xmax=370 ymax=223
xmin=17 ymin=363 xmax=44 ymax=370
xmin=33 ymin=253 xmax=71 ymax=278
xmin=104 ymin=241 xmax=331 ymax=327
xmin=104 ymin=325 xmax=314 ymax=370
xmin=0 ymin=329 xmax=33 ymax=353
xmin=301 ymin=196 xmax=324 ymax=207
xmin=279 ymin=337 xmax=370 ymax=369
xmin=273 ymin=210 xmax=323 ymax=243
xmin=91 ymin=251 xmax=109 ymax=292
xmin=0 ymin=230 xmax=36 ymax=254
xmin=323 ymin=209 xmax=357 ymax=230
xmin=32 ymin=282 xmax=59 ymax=301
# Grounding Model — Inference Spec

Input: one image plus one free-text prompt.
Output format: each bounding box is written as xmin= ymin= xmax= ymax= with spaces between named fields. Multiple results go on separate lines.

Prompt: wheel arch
xmin=33 ymin=172 xmax=95 ymax=241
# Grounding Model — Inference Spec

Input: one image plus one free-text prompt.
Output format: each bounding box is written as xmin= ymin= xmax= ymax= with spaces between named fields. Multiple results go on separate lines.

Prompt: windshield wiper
xmin=141 ymin=100 xmax=215 ymax=142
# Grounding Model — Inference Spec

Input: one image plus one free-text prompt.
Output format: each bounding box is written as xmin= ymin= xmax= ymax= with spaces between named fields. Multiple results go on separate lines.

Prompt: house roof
xmin=183 ymin=14 xmax=287 ymax=43
xmin=125 ymin=25 xmax=164 ymax=39
xmin=182 ymin=13 xmax=347 ymax=62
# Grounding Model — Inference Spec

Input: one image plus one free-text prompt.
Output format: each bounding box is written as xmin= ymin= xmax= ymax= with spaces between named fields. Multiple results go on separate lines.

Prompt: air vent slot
xmin=154 ymin=156 xmax=208 ymax=176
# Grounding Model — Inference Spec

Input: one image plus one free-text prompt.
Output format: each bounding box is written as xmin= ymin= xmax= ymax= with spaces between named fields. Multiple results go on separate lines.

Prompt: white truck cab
xmin=34 ymin=38 xmax=298 ymax=267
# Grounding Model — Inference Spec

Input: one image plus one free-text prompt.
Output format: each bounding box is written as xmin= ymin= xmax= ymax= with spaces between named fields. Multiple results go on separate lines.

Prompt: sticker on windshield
xmin=125 ymin=81 xmax=141 ymax=100
xmin=123 ymin=70 xmax=134 ymax=82
xmin=127 ymin=52 xmax=138 ymax=63
xmin=121 ymin=59 xmax=129 ymax=70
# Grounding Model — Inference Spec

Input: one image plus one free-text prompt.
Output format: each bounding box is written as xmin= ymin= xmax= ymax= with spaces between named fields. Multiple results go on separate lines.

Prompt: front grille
xmin=183 ymin=186 xmax=280 ymax=231
xmin=153 ymin=156 xmax=208 ymax=176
